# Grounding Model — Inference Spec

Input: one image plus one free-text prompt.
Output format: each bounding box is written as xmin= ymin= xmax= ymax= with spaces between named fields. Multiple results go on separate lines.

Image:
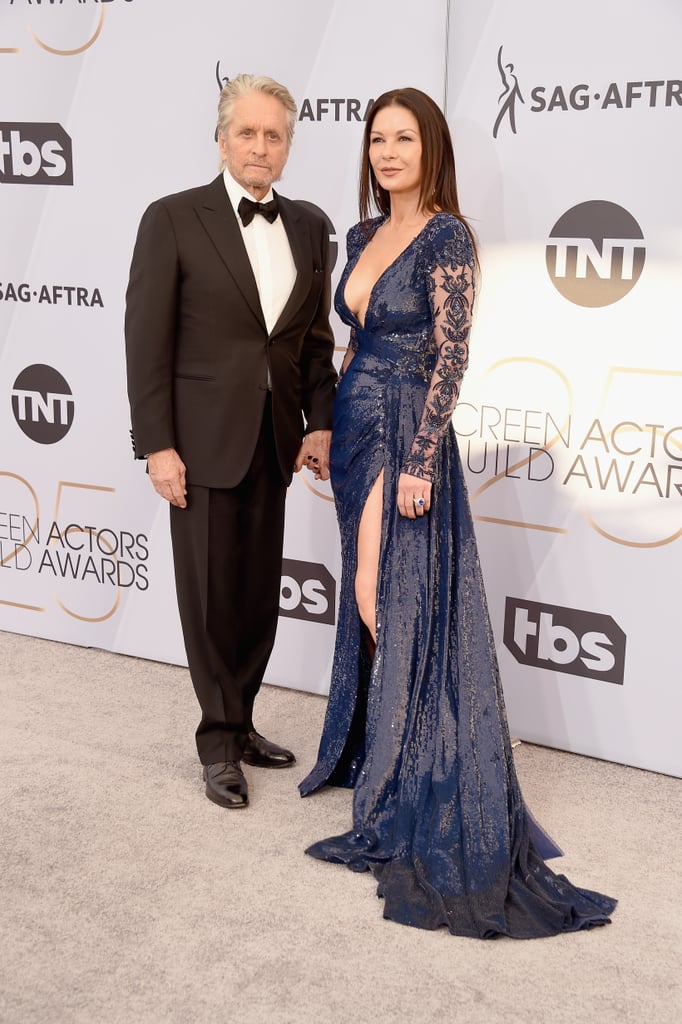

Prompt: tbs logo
xmin=0 ymin=123 xmax=73 ymax=186
xmin=280 ymin=558 xmax=336 ymax=625
xmin=503 ymin=598 xmax=626 ymax=684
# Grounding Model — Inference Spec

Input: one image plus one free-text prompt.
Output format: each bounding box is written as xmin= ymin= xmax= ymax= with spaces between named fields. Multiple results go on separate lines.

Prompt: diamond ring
xmin=413 ymin=497 xmax=425 ymax=508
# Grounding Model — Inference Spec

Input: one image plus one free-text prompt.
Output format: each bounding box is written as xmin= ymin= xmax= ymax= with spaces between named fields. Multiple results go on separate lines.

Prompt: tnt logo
xmin=546 ymin=201 xmax=645 ymax=307
xmin=503 ymin=597 xmax=626 ymax=684
xmin=12 ymin=364 xmax=75 ymax=444
xmin=0 ymin=123 xmax=73 ymax=186
xmin=279 ymin=558 xmax=336 ymax=625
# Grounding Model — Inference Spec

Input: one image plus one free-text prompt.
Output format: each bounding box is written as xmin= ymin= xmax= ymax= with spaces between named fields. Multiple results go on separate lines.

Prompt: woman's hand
xmin=294 ymin=430 xmax=332 ymax=481
xmin=397 ymin=472 xmax=432 ymax=519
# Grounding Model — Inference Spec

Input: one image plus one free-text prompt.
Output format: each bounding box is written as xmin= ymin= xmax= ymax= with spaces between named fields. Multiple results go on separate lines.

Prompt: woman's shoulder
xmin=424 ymin=211 xmax=470 ymax=240
xmin=346 ymin=216 xmax=384 ymax=250
xmin=422 ymin=212 xmax=475 ymax=264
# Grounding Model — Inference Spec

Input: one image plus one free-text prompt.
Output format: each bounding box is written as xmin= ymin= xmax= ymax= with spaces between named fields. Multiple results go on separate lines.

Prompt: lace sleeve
xmin=402 ymin=218 xmax=475 ymax=481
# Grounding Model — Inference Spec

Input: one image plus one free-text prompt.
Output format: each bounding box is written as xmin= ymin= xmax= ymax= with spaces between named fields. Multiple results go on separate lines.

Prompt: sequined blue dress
xmin=299 ymin=214 xmax=616 ymax=938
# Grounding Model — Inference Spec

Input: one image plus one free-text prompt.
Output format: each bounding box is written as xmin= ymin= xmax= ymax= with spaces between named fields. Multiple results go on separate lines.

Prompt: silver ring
xmin=414 ymin=497 xmax=425 ymax=507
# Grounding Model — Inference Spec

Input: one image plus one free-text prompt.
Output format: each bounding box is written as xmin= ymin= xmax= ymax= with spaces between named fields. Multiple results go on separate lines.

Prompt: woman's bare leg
xmin=355 ymin=470 xmax=384 ymax=643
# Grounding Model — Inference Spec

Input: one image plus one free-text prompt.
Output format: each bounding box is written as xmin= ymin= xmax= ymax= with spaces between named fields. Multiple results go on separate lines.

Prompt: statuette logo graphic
xmin=493 ymin=46 xmax=525 ymax=138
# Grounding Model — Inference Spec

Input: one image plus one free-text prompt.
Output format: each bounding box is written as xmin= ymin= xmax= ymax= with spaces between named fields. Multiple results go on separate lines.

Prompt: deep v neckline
xmin=343 ymin=216 xmax=438 ymax=330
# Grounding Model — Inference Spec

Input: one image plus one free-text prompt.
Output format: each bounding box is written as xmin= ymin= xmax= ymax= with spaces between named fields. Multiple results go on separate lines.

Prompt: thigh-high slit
xmin=299 ymin=215 xmax=616 ymax=938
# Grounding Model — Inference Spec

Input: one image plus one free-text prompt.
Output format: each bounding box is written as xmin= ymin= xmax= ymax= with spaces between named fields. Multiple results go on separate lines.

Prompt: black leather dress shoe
xmin=242 ymin=731 xmax=296 ymax=769
xmin=203 ymin=761 xmax=248 ymax=808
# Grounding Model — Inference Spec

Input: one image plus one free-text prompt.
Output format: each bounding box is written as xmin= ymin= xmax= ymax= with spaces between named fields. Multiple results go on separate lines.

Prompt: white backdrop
xmin=448 ymin=0 xmax=681 ymax=777
xmin=1 ymin=0 xmax=679 ymax=777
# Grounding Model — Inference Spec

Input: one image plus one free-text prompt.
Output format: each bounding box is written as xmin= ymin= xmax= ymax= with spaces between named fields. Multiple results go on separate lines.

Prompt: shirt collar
xmin=222 ymin=169 xmax=275 ymax=216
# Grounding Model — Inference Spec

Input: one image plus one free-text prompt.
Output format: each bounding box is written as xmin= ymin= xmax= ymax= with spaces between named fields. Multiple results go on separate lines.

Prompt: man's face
xmin=219 ymin=92 xmax=291 ymax=200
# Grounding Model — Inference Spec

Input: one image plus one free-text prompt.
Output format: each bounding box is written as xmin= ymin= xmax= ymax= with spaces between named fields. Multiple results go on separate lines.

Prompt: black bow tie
xmin=238 ymin=195 xmax=279 ymax=226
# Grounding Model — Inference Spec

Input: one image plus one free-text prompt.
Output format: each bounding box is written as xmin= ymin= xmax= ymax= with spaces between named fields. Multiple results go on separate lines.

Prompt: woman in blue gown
xmin=299 ymin=88 xmax=616 ymax=939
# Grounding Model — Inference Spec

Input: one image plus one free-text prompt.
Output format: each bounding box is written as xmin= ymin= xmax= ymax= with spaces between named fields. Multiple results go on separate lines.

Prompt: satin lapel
xmin=271 ymin=193 xmax=311 ymax=337
xmin=194 ymin=176 xmax=266 ymax=329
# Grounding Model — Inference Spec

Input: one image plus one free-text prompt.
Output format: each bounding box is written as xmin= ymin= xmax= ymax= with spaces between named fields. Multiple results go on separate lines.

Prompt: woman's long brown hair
xmin=359 ymin=87 xmax=477 ymax=259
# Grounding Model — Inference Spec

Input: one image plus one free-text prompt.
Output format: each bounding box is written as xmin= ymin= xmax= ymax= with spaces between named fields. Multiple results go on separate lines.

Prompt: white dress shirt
xmin=222 ymin=169 xmax=297 ymax=335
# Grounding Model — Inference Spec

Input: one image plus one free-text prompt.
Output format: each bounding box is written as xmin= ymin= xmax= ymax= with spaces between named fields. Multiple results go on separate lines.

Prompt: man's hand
xmin=294 ymin=429 xmax=331 ymax=481
xmin=147 ymin=448 xmax=187 ymax=508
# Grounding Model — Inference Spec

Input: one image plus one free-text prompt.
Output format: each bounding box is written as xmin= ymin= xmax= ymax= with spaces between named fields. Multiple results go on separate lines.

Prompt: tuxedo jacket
xmin=125 ymin=175 xmax=337 ymax=488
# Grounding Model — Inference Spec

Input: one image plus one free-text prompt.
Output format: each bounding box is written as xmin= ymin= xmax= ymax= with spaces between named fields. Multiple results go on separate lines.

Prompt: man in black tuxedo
xmin=125 ymin=75 xmax=337 ymax=809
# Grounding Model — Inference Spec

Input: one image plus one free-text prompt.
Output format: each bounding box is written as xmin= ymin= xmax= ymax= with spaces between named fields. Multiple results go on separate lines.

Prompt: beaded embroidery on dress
xmin=300 ymin=214 xmax=616 ymax=938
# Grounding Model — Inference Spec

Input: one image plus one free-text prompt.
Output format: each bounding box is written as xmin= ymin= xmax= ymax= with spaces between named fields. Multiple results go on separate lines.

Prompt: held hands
xmin=397 ymin=472 xmax=432 ymax=519
xmin=294 ymin=429 xmax=331 ymax=481
xmin=147 ymin=448 xmax=187 ymax=508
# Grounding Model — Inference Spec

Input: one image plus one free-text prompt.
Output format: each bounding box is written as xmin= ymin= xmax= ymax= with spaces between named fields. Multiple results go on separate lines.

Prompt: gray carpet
xmin=1 ymin=629 xmax=680 ymax=1024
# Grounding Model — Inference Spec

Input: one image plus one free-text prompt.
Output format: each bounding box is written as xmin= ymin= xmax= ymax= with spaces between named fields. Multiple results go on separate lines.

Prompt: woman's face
xmin=368 ymin=105 xmax=422 ymax=201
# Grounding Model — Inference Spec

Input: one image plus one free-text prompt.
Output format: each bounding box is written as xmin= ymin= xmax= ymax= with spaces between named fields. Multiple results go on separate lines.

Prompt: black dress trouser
xmin=169 ymin=397 xmax=287 ymax=764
